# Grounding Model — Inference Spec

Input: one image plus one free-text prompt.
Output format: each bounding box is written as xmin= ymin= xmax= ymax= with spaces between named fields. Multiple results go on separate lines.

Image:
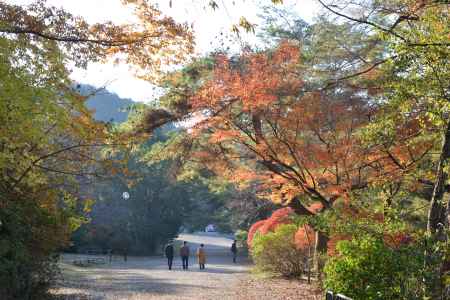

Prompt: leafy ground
xmin=52 ymin=234 xmax=320 ymax=299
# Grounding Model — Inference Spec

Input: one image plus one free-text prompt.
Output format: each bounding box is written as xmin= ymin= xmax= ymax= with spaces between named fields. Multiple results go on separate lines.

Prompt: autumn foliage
xmin=144 ymin=41 xmax=431 ymax=220
xmin=247 ymin=205 xmax=316 ymax=252
xmin=247 ymin=220 xmax=267 ymax=248
xmin=0 ymin=0 xmax=193 ymax=76
xmin=259 ymin=207 xmax=294 ymax=235
xmin=248 ymin=201 xmax=413 ymax=257
xmin=294 ymin=224 xmax=315 ymax=252
xmin=247 ymin=208 xmax=294 ymax=247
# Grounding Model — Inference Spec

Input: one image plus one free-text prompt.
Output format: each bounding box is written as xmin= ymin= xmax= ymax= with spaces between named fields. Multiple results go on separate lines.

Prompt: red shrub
xmin=270 ymin=207 xmax=295 ymax=219
xmin=259 ymin=207 xmax=294 ymax=235
xmin=247 ymin=220 xmax=266 ymax=248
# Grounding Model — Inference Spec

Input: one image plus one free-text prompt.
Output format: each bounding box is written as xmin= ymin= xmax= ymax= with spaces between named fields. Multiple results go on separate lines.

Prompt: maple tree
xmin=140 ymin=43 xmax=436 ymax=278
xmin=259 ymin=0 xmax=450 ymax=234
xmin=144 ymin=41 xmax=430 ymax=214
xmin=0 ymin=23 xmax=122 ymax=297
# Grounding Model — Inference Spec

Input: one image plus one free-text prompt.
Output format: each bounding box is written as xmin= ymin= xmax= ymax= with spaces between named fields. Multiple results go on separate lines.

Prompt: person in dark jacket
xmin=165 ymin=242 xmax=174 ymax=270
xmin=180 ymin=241 xmax=190 ymax=270
xmin=231 ymin=240 xmax=237 ymax=263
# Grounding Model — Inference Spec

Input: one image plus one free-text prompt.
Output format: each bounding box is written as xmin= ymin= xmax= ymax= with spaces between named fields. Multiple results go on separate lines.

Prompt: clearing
xmin=52 ymin=233 xmax=320 ymax=300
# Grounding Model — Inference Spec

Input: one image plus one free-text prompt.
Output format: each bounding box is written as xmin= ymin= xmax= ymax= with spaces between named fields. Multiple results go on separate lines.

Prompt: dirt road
xmin=53 ymin=233 xmax=249 ymax=300
xmin=52 ymin=233 xmax=320 ymax=300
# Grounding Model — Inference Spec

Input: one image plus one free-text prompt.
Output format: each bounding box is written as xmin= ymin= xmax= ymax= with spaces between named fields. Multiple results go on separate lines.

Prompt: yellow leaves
xmin=238 ymin=17 xmax=256 ymax=34
xmin=5 ymin=0 xmax=193 ymax=79
xmin=83 ymin=198 xmax=94 ymax=213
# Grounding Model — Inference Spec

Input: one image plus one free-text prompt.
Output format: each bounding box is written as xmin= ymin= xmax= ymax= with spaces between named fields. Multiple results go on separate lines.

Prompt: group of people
xmin=164 ymin=240 xmax=238 ymax=270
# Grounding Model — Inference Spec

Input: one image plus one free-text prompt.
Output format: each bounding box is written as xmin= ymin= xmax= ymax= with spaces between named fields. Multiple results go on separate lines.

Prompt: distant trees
xmin=71 ymin=126 xmax=234 ymax=254
xmin=72 ymin=160 xmax=186 ymax=255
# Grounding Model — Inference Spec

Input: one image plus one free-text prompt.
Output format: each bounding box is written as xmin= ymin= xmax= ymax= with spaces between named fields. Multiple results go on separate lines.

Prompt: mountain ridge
xmin=76 ymin=84 xmax=136 ymax=123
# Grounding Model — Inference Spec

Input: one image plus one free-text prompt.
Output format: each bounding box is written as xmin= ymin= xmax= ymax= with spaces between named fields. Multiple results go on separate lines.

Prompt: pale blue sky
xmin=8 ymin=0 xmax=319 ymax=102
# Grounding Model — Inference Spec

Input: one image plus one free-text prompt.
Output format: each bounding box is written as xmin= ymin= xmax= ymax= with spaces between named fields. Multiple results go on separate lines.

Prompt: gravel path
xmin=52 ymin=234 xmax=320 ymax=300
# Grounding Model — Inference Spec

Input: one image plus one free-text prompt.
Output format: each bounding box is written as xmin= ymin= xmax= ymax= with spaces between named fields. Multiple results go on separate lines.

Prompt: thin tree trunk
xmin=289 ymin=196 xmax=329 ymax=278
xmin=427 ymin=120 xmax=450 ymax=234
xmin=314 ymin=231 xmax=328 ymax=280
xmin=425 ymin=120 xmax=450 ymax=299
xmin=288 ymin=198 xmax=314 ymax=216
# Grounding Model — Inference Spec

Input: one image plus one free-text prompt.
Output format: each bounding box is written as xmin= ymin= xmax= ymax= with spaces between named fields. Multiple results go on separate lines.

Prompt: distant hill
xmin=75 ymin=84 xmax=135 ymax=123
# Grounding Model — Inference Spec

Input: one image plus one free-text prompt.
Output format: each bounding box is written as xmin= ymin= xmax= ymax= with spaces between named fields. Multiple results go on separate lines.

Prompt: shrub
xmin=247 ymin=220 xmax=266 ymax=248
xmin=247 ymin=207 xmax=296 ymax=248
xmin=259 ymin=207 xmax=294 ymax=235
xmin=323 ymin=235 xmax=425 ymax=300
xmin=252 ymin=224 xmax=308 ymax=277
xmin=0 ymin=199 xmax=68 ymax=300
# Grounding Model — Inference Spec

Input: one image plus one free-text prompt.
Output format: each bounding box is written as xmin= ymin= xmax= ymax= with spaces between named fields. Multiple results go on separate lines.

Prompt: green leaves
xmin=324 ymin=234 xmax=425 ymax=300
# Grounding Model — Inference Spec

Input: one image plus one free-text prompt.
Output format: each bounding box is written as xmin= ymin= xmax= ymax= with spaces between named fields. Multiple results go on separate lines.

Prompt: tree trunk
xmin=288 ymin=197 xmax=314 ymax=216
xmin=427 ymin=120 xmax=450 ymax=233
xmin=425 ymin=120 xmax=450 ymax=299
xmin=314 ymin=231 xmax=328 ymax=280
xmin=288 ymin=196 xmax=329 ymax=278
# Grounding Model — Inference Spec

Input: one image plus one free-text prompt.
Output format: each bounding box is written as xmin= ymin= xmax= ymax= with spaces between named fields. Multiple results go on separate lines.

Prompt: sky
xmin=8 ymin=0 xmax=319 ymax=103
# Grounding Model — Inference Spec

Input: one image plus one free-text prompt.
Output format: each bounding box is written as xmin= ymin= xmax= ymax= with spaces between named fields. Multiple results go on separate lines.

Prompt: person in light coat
xmin=197 ymin=243 xmax=206 ymax=270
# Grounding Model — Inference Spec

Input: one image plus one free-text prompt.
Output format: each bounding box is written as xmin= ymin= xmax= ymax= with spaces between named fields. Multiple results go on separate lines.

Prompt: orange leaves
xmin=209 ymin=129 xmax=242 ymax=143
xmin=172 ymin=36 xmax=429 ymax=210
xmin=247 ymin=208 xmax=295 ymax=247
xmin=259 ymin=207 xmax=294 ymax=235
xmin=307 ymin=202 xmax=324 ymax=214
xmin=294 ymin=224 xmax=315 ymax=251
xmin=192 ymin=42 xmax=303 ymax=112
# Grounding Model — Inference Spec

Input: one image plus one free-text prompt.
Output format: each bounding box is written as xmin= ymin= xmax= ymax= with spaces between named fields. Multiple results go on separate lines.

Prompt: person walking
xmin=197 ymin=244 xmax=206 ymax=270
xmin=164 ymin=242 xmax=174 ymax=270
xmin=180 ymin=241 xmax=190 ymax=270
xmin=231 ymin=240 xmax=237 ymax=263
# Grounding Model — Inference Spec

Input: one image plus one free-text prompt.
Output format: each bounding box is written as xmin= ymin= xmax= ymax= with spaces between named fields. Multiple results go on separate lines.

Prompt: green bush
xmin=235 ymin=230 xmax=248 ymax=248
xmin=251 ymin=224 xmax=307 ymax=277
xmin=0 ymin=200 xmax=66 ymax=300
xmin=323 ymin=235 xmax=425 ymax=300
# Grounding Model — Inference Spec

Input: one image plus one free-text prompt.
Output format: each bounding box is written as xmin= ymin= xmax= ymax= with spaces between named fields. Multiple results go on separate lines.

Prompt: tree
xmin=0 ymin=0 xmax=193 ymax=77
xmin=133 ymin=0 xmax=448 ymax=294
xmin=145 ymin=41 xmax=431 ymax=207
xmin=139 ymin=42 xmax=434 ymax=274
xmin=0 ymin=1 xmax=194 ymax=298
xmin=0 ymin=31 xmax=109 ymax=298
